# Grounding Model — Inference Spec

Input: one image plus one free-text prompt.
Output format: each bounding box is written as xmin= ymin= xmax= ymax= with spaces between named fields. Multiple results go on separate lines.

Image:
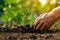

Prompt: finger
xmin=33 ymin=13 xmax=47 ymax=29
xmin=34 ymin=19 xmax=40 ymax=29
xmin=33 ymin=17 xmax=39 ymax=25
xmin=33 ymin=17 xmax=41 ymax=29
xmin=36 ymin=21 xmax=44 ymax=30
xmin=39 ymin=23 xmax=46 ymax=31
xmin=33 ymin=13 xmax=45 ymax=25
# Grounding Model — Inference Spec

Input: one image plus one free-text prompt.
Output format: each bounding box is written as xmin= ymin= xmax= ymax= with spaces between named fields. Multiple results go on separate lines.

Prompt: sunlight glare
xmin=39 ymin=0 xmax=47 ymax=6
xmin=50 ymin=0 xmax=56 ymax=4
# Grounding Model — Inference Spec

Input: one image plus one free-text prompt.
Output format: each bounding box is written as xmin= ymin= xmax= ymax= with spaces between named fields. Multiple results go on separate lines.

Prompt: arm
xmin=48 ymin=6 xmax=60 ymax=19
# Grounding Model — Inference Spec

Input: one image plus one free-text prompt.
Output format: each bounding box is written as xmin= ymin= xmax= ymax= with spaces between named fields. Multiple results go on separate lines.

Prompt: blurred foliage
xmin=0 ymin=0 xmax=60 ymax=27
xmin=0 ymin=0 xmax=35 ymax=27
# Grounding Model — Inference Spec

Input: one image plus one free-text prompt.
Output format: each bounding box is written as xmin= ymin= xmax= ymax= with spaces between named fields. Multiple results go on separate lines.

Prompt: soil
xmin=0 ymin=25 xmax=60 ymax=40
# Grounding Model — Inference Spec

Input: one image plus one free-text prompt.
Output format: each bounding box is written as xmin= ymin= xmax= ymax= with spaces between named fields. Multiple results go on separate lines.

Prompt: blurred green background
xmin=0 ymin=0 xmax=60 ymax=27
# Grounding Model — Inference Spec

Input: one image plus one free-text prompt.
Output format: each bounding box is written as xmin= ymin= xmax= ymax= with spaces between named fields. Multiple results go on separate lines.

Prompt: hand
xmin=33 ymin=13 xmax=56 ymax=31
xmin=33 ymin=6 xmax=60 ymax=31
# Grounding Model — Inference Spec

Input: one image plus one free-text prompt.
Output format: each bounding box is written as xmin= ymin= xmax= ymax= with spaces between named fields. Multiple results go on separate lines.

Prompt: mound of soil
xmin=0 ymin=25 xmax=60 ymax=40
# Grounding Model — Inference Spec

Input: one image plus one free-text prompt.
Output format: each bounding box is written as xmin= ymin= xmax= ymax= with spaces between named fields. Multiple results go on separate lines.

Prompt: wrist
xmin=47 ymin=12 xmax=60 ymax=22
xmin=54 ymin=13 xmax=60 ymax=20
xmin=48 ymin=6 xmax=60 ymax=20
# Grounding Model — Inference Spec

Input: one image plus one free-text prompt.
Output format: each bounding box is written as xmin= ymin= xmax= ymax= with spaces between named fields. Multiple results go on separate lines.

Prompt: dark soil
xmin=0 ymin=25 xmax=60 ymax=40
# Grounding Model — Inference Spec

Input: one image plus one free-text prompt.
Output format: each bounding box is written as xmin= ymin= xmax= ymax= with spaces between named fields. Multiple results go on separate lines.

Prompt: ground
xmin=0 ymin=32 xmax=60 ymax=40
xmin=0 ymin=25 xmax=60 ymax=40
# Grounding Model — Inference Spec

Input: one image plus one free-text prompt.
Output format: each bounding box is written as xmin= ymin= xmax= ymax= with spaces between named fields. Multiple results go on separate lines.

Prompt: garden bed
xmin=0 ymin=25 xmax=60 ymax=40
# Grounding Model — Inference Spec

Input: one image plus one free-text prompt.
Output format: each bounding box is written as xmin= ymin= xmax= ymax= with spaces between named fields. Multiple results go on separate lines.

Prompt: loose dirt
xmin=0 ymin=25 xmax=60 ymax=40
